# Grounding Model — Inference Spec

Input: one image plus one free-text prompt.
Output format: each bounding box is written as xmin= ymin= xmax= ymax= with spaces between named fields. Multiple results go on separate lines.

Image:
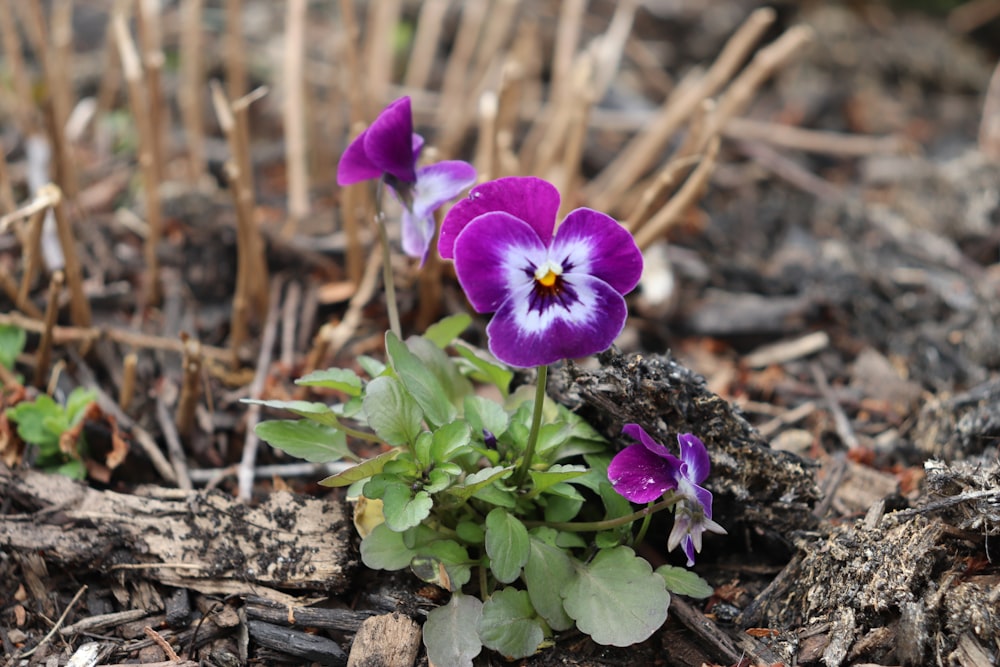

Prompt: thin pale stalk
xmin=374 ymin=180 xmax=402 ymax=339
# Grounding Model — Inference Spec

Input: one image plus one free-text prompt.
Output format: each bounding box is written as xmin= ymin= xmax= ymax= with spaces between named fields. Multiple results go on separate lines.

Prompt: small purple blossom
xmin=337 ymin=97 xmax=476 ymax=263
xmin=608 ymin=425 xmax=726 ymax=566
xmin=440 ymin=176 xmax=642 ymax=368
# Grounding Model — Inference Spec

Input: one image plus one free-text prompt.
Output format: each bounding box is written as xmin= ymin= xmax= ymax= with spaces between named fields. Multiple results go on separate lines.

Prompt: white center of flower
xmin=533 ymin=260 xmax=562 ymax=288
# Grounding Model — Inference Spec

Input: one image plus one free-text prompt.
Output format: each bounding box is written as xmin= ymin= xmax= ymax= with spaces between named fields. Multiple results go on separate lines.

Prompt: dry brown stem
xmin=225 ymin=0 xmax=254 ymax=197
xmin=586 ymin=7 xmax=776 ymax=212
xmin=403 ymin=0 xmax=450 ymax=91
xmin=632 ymin=136 xmax=720 ymax=250
xmin=49 ymin=187 xmax=91 ymax=328
xmin=0 ymin=266 xmax=43 ymax=319
xmin=34 ymin=271 xmax=64 ymax=389
xmin=0 ymin=0 xmax=36 ymax=130
xmin=179 ymin=0 xmax=205 ymax=183
xmin=119 ymin=352 xmax=137 ymax=412
xmin=435 ymin=0 xmax=488 ymax=155
xmin=724 ymin=117 xmax=914 ymax=157
xmin=979 ymin=59 xmax=1000 ymax=160
xmin=210 ymin=81 xmax=270 ymax=363
xmin=17 ymin=204 xmax=49 ymax=307
xmin=362 ymin=0 xmax=402 ymax=108
xmin=238 ymin=277 xmax=285 ymax=502
xmin=0 ymin=310 xmax=231 ymax=363
xmin=176 ymin=335 xmax=203 ymax=438
xmin=474 ymin=91 xmax=499 ymax=182
xmin=136 ymin=0 xmax=168 ymax=185
xmin=284 ymin=0 xmax=310 ymax=230
xmin=337 ymin=0 xmax=367 ymax=121
xmin=113 ymin=12 xmax=163 ymax=306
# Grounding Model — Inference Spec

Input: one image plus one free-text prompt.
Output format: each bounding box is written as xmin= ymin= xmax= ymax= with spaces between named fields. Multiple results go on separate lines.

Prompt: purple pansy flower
xmin=608 ymin=424 xmax=726 ymax=566
xmin=440 ymin=176 xmax=642 ymax=368
xmin=337 ymin=97 xmax=476 ymax=263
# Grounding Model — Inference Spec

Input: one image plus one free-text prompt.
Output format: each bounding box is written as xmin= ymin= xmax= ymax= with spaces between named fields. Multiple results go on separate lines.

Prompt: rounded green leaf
xmin=485 ymin=508 xmax=530 ymax=584
xmin=524 ymin=536 xmax=575 ymax=631
xmin=562 ymin=546 xmax=669 ymax=647
xmin=381 ymin=485 xmax=433 ymax=532
xmin=424 ymin=594 xmax=483 ymax=667
xmin=360 ymin=523 xmax=415 ymax=571
xmin=478 ymin=588 xmax=544 ymax=659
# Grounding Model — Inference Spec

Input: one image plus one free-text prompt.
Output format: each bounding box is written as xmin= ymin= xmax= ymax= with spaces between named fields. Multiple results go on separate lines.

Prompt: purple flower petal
xmin=553 ymin=208 xmax=642 ymax=296
xmin=439 ymin=177 xmax=560 ymax=260
xmin=607 ymin=443 xmax=680 ymax=503
xmin=453 ymin=212 xmax=548 ymax=314
xmin=677 ymin=433 xmax=710 ymax=484
xmin=363 ymin=97 xmax=419 ymax=184
xmin=337 ymin=126 xmax=383 ymax=185
xmin=485 ymin=273 xmax=628 ymax=367
xmin=622 ymin=424 xmax=675 ymax=460
xmin=399 ymin=161 xmax=478 ymax=264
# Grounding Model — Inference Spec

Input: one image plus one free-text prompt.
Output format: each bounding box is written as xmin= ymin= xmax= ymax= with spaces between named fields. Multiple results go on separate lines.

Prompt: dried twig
xmin=403 ymin=0 xmax=450 ymax=91
xmin=632 ymin=136 xmax=720 ymax=250
xmin=156 ymin=397 xmax=193 ymax=491
xmin=284 ymin=0 xmax=310 ymax=232
xmin=238 ymin=277 xmax=285 ymax=502
xmin=49 ymin=186 xmax=91 ymax=327
xmin=586 ymin=7 xmax=776 ymax=212
xmin=113 ymin=12 xmax=163 ymax=306
xmin=362 ymin=0 xmax=401 ymax=108
xmin=120 ymin=352 xmax=138 ymax=412
xmin=0 ymin=311 xmax=231 ymax=362
xmin=176 ymin=336 xmax=202 ymax=438
xmin=136 ymin=0 xmax=168 ymax=185
xmin=979 ymin=59 xmax=1000 ymax=160
xmin=19 ymin=585 xmax=87 ymax=658
xmin=0 ymin=0 xmax=36 ymax=130
xmin=724 ymin=117 xmax=914 ymax=157
xmin=33 ymin=271 xmax=63 ymax=389
xmin=179 ymin=0 xmax=206 ymax=183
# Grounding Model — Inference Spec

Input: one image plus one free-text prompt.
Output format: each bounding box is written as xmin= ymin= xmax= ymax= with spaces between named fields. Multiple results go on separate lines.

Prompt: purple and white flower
xmin=608 ymin=424 xmax=726 ymax=566
xmin=337 ymin=97 xmax=476 ymax=264
xmin=440 ymin=176 xmax=642 ymax=368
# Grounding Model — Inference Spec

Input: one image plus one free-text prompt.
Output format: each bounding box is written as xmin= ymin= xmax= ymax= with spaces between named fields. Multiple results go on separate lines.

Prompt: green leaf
xmin=430 ymin=420 xmax=472 ymax=463
xmin=563 ymin=546 xmax=670 ymax=647
xmin=485 ymin=509 xmax=530 ymax=584
xmin=362 ymin=375 xmax=423 ymax=446
xmin=65 ymin=388 xmax=97 ymax=424
xmin=413 ymin=431 xmax=433 ymax=468
xmin=7 ymin=396 xmax=61 ymax=448
xmin=656 ymin=565 xmax=715 ymax=599
xmin=295 ymin=368 xmax=363 ymax=396
xmin=424 ymin=468 xmax=452 ymax=493
xmin=456 ymin=520 xmax=485 ymax=544
xmin=463 ymin=395 xmax=509 ymax=439
xmin=242 ymin=398 xmax=343 ymax=427
xmin=409 ymin=335 xmax=475 ymax=413
xmin=529 ymin=464 xmax=587 ymax=495
xmin=0 ymin=325 xmax=26 ymax=370
xmin=423 ymin=594 xmax=483 ymax=667
xmin=423 ymin=313 xmax=471 ymax=348
xmin=447 ymin=465 xmax=513 ymax=502
xmin=478 ymin=588 xmax=544 ymax=659
xmin=454 ymin=342 xmax=513 ymax=397
xmin=318 ymin=449 xmax=400 ymax=487
xmin=385 ymin=332 xmax=456 ymax=427
xmin=524 ymin=535 xmax=576 ymax=631
xmin=542 ymin=491 xmax=584 ymax=523
xmin=360 ymin=523 xmax=415 ymax=570
xmin=356 ymin=355 xmax=386 ymax=378
xmin=381 ymin=484 xmax=433 ymax=532
xmin=255 ymin=420 xmax=354 ymax=463
xmin=411 ymin=539 xmax=473 ymax=590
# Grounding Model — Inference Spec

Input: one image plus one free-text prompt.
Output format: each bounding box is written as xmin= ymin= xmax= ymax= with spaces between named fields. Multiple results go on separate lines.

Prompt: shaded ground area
xmin=2 ymin=1 xmax=1000 ymax=665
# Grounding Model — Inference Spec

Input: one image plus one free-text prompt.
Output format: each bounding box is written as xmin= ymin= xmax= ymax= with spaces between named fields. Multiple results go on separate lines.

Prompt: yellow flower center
xmin=534 ymin=261 xmax=562 ymax=288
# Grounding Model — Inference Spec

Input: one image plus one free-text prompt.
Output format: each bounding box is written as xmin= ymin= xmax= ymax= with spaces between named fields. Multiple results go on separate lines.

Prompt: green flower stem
xmin=374 ymin=179 xmax=402 ymax=339
xmin=512 ymin=365 xmax=548 ymax=487
xmin=633 ymin=502 xmax=654 ymax=547
xmin=528 ymin=493 xmax=678 ymax=533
